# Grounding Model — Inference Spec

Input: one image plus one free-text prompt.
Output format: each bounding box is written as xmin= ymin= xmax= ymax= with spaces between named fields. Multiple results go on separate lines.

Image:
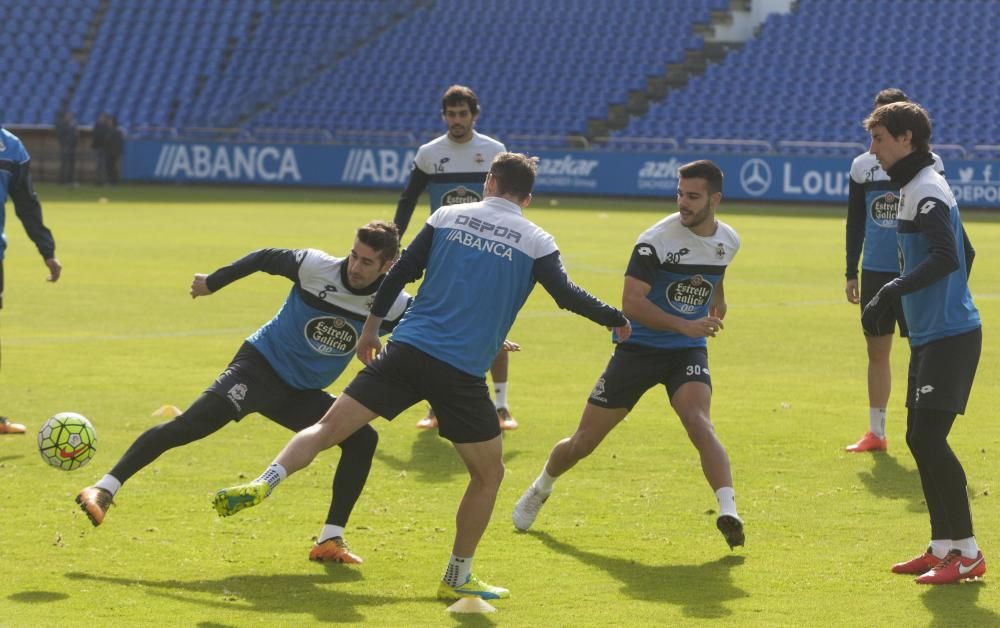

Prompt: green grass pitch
xmin=1 ymin=184 xmax=998 ymax=626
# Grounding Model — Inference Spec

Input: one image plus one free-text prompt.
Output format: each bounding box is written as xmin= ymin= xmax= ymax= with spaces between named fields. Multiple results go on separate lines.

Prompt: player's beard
xmin=680 ymin=198 xmax=713 ymax=229
xmin=448 ymin=125 xmax=471 ymax=141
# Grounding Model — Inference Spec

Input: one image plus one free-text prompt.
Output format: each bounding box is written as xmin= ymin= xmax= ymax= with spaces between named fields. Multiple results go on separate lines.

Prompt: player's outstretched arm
xmin=532 ymin=251 xmax=627 ymax=328
xmin=190 ymin=273 xmax=211 ymax=298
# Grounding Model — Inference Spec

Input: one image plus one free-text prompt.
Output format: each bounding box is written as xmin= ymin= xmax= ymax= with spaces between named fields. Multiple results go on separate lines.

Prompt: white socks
xmin=952 ymin=536 xmax=980 ymax=559
xmin=869 ymin=408 xmax=887 ymax=439
xmin=929 ymin=539 xmax=951 ymax=559
xmin=255 ymin=462 xmax=288 ymax=494
xmin=494 ymin=382 xmax=509 ymax=409
xmin=95 ymin=474 xmax=122 ymax=497
xmin=444 ymin=554 xmax=472 ymax=587
xmin=716 ymin=487 xmax=738 ymax=518
xmin=929 ymin=538 xmax=979 ymax=559
xmin=319 ymin=524 xmax=345 ymax=544
xmin=532 ymin=468 xmax=555 ymax=495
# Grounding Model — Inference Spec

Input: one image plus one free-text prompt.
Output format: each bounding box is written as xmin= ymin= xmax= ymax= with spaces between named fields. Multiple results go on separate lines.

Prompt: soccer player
xmin=513 ymin=160 xmax=746 ymax=550
xmin=214 ymin=153 xmax=631 ymax=601
xmin=862 ymin=102 xmax=985 ymax=584
xmin=844 ymin=88 xmax=944 ymax=453
xmin=0 ymin=127 xmax=62 ymax=435
xmin=77 ymin=221 xmax=409 ymax=564
xmin=393 ymin=84 xmax=519 ymax=431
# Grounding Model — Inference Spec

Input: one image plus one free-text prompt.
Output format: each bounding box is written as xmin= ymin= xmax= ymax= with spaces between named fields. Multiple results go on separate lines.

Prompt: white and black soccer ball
xmin=38 ymin=412 xmax=97 ymax=471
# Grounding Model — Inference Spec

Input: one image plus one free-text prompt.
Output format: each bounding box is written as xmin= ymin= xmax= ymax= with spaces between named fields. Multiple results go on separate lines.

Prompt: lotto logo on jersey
xmin=305 ymin=317 xmax=358 ymax=356
xmin=870 ymin=192 xmax=899 ymax=227
xmin=440 ymin=186 xmax=482 ymax=207
xmin=666 ymin=275 xmax=713 ymax=314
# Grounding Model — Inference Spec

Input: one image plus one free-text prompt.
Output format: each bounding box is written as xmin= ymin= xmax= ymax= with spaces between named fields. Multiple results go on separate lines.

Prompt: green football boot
xmin=437 ymin=574 xmax=510 ymax=601
xmin=214 ymin=480 xmax=270 ymax=517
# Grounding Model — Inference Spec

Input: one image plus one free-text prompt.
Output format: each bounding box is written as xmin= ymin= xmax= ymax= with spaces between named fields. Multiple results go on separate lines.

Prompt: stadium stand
xmin=0 ymin=0 xmax=98 ymax=126
xmin=7 ymin=0 xmax=998 ymax=159
xmin=611 ymin=0 xmax=1000 ymax=157
xmin=249 ymin=0 xmax=729 ymax=148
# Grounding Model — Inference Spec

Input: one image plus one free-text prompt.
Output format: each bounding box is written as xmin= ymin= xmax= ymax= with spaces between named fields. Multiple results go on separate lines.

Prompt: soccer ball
xmin=37 ymin=412 xmax=97 ymax=471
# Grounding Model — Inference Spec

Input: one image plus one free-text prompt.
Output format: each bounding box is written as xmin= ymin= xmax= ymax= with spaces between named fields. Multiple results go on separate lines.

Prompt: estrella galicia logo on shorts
xmin=666 ymin=275 xmax=713 ymax=314
xmin=305 ymin=317 xmax=358 ymax=356
xmin=870 ymin=192 xmax=898 ymax=227
xmin=440 ymin=186 xmax=482 ymax=207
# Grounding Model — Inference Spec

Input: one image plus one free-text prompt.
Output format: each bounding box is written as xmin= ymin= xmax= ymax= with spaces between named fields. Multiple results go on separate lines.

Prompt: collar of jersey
xmin=483 ymin=195 xmax=523 ymax=215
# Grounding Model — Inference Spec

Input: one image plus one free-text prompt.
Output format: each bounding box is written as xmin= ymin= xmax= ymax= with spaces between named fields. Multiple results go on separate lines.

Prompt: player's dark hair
xmin=864 ymin=102 xmax=932 ymax=154
xmin=874 ymin=88 xmax=909 ymax=107
xmin=488 ymin=152 xmax=537 ymax=201
xmin=357 ymin=220 xmax=400 ymax=262
xmin=442 ymin=85 xmax=479 ymax=116
xmin=678 ymin=160 xmax=724 ymax=195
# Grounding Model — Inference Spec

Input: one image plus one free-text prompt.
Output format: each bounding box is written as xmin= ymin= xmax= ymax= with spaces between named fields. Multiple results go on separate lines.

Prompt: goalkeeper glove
xmin=861 ymin=280 xmax=901 ymax=336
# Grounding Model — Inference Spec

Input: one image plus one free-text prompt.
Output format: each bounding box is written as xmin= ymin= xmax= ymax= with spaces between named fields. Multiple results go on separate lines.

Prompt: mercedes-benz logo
xmin=740 ymin=159 xmax=772 ymax=197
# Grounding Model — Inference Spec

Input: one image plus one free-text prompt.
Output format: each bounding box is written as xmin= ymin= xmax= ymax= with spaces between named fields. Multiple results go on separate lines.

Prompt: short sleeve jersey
xmin=0 ymin=128 xmax=31 ymax=259
xmin=413 ymin=131 xmax=506 ymax=212
xmin=249 ymin=249 xmax=410 ymax=389
xmin=896 ymin=167 xmax=979 ymax=346
xmin=850 ymin=151 xmax=944 ymax=272
xmin=390 ymin=197 xmax=558 ymax=376
xmin=624 ymin=213 xmax=740 ymax=350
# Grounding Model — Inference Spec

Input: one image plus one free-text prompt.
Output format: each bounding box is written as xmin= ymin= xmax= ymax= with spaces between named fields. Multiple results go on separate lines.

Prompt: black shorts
xmin=344 ymin=341 xmax=499 ymax=444
xmin=907 ymin=327 xmax=981 ymax=414
xmin=861 ymin=269 xmax=908 ymax=338
xmin=588 ymin=343 xmax=712 ymax=410
xmin=207 ymin=342 xmax=336 ymax=431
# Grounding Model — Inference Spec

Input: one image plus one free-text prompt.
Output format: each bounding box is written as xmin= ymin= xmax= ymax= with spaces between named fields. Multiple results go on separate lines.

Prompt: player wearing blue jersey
xmin=393 ymin=85 xmax=520 ymax=431
xmin=77 ymin=221 xmax=407 ymax=564
xmin=0 ymin=128 xmax=62 ymax=435
xmin=214 ymin=153 xmax=631 ymax=601
xmin=862 ymin=102 xmax=984 ymax=584
xmin=844 ymin=89 xmax=945 ymax=453
xmin=513 ymin=160 xmax=746 ymax=550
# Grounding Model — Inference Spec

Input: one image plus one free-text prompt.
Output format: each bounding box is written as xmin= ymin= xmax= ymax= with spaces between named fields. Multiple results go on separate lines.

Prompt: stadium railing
xmin=597 ymin=136 xmax=680 ymax=152
xmin=685 ymin=138 xmax=773 ymax=153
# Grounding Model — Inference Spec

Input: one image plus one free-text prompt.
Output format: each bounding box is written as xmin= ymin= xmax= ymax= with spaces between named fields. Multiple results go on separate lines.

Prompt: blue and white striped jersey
xmin=624 ymin=213 xmax=740 ymax=350
xmin=414 ymin=132 xmax=506 ymax=213
xmin=847 ymin=152 xmax=944 ymax=275
xmin=390 ymin=197 xmax=557 ymax=375
xmin=207 ymin=248 xmax=410 ymax=390
xmin=897 ymin=167 xmax=979 ymax=346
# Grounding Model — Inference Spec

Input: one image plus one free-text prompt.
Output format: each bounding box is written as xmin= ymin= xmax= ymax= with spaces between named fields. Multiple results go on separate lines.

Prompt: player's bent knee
xmin=339 ymin=423 xmax=378 ymax=455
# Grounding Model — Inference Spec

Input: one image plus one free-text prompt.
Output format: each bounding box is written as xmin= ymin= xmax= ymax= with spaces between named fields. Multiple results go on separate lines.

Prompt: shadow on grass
xmin=65 ymin=570 xmax=411 ymax=623
xmin=527 ymin=530 xmax=747 ymax=618
xmin=857 ymin=452 xmax=925 ymax=512
xmin=8 ymin=591 xmax=69 ymax=603
xmin=449 ymin=612 xmax=500 ymax=627
xmin=375 ymin=428 xmax=521 ymax=485
xmin=922 ymin=579 xmax=998 ymax=626
xmin=0 ymin=453 xmax=25 ymax=464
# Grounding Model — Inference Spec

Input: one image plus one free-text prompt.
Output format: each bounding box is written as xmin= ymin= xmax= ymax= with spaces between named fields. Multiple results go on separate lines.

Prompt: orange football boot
xmin=76 ymin=486 xmax=114 ymax=527
xmin=915 ymin=550 xmax=986 ymax=584
xmin=845 ymin=431 xmax=887 ymax=452
xmin=309 ymin=537 xmax=363 ymax=564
